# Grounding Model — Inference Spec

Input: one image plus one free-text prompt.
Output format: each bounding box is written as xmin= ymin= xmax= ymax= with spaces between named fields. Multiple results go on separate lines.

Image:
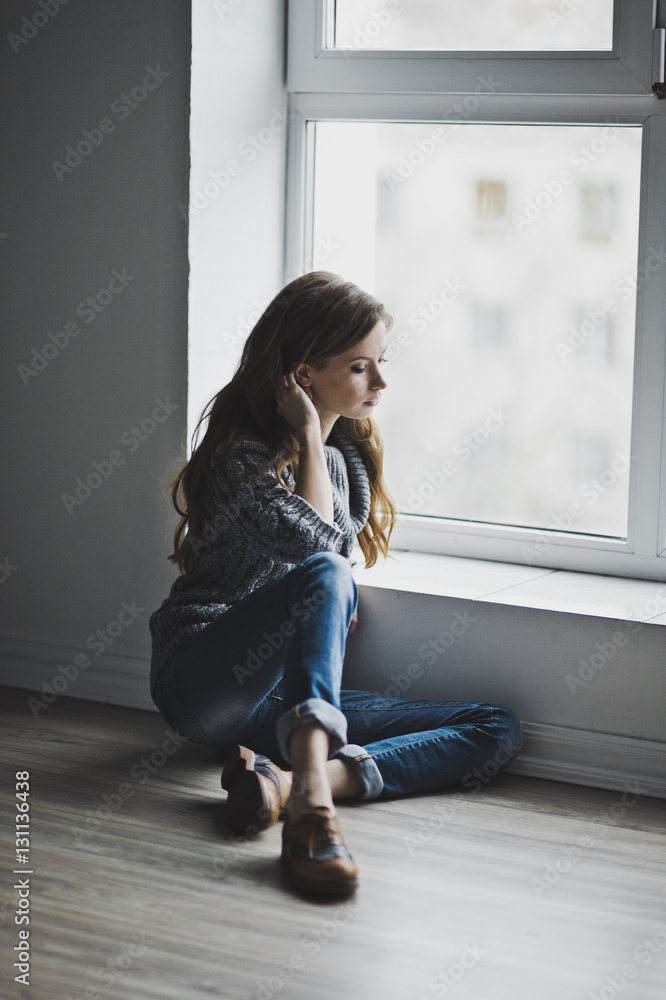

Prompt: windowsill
xmin=351 ymin=548 xmax=666 ymax=625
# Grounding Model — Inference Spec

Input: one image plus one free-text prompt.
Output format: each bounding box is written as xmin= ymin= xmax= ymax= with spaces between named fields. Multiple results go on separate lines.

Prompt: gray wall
xmin=1 ymin=0 xmax=191 ymax=660
xmin=345 ymin=588 xmax=666 ymax=742
xmin=0 ymin=0 xmax=289 ymax=693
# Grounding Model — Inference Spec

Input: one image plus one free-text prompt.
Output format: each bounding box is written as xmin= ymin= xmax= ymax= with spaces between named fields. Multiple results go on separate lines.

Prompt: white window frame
xmin=285 ymin=0 xmax=666 ymax=581
xmin=288 ymin=0 xmax=657 ymax=96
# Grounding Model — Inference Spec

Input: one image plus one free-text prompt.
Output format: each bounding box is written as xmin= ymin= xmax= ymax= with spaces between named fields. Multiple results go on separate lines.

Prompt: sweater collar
xmin=324 ymin=425 xmax=372 ymax=536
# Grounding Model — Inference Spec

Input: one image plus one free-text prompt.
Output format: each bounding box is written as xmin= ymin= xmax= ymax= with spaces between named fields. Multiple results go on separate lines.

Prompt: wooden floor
xmin=1 ymin=685 xmax=665 ymax=1000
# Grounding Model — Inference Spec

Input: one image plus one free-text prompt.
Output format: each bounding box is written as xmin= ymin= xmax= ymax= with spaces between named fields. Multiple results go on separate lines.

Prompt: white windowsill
xmin=351 ymin=548 xmax=666 ymax=625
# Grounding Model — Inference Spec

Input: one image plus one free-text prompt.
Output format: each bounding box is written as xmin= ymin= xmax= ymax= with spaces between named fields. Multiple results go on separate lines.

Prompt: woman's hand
xmin=275 ymin=370 xmax=321 ymax=440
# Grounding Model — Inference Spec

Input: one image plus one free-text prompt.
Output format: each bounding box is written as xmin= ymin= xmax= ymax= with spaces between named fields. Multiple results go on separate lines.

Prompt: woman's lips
xmin=364 ymin=399 xmax=380 ymax=405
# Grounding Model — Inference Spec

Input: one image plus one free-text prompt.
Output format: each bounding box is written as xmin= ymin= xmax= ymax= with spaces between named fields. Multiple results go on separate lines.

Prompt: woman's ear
xmin=294 ymin=363 xmax=313 ymax=387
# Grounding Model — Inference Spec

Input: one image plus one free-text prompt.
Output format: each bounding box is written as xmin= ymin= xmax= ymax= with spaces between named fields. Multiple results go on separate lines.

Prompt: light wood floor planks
xmin=1 ymin=684 xmax=665 ymax=1000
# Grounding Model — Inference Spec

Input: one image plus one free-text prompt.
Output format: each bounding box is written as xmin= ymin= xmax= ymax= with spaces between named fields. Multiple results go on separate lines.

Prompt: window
xmin=332 ymin=0 xmax=615 ymax=52
xmin=288 ymin=0 xmax=655 ymax=95
xmin=286 ymin=0 xmax=666 ymax=580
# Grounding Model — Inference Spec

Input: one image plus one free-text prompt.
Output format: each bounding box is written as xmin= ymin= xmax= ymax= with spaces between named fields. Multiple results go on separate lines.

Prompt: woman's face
xmin=295 ymin=320 xmax=389 ymax=425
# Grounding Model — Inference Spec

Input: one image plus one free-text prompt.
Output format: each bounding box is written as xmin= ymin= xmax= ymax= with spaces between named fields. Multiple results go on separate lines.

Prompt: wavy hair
xmin=167 ymin=271 xmax=398 ymax=573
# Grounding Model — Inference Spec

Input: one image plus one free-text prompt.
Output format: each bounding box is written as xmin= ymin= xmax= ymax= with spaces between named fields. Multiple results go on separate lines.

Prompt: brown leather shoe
xmin=221 ymin=745 xmax=291 ymax=834
xmin=281 ymin=807 xmax=359 ymax=895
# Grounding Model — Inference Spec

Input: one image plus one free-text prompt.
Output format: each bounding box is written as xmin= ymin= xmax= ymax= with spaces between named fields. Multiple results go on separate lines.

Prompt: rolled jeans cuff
xmin=334 ymin=743 xmax=384 ymax=801
xmin=276 ymin=698 xmax=348 ymax=765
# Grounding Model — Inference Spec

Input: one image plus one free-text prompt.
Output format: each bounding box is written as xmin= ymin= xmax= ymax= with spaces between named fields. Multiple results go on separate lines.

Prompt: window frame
xmin=285 ymin=2 xmax=666 ymax=582
xmin=288 ymin=0 xmax=657 ymax=97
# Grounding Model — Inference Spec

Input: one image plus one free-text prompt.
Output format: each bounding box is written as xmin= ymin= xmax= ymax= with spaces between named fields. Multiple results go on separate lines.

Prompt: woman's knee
xmin=300 ymin=550 xmax=353 ymax=576
xmin=292 ymin=551 xmax=357 ymax=605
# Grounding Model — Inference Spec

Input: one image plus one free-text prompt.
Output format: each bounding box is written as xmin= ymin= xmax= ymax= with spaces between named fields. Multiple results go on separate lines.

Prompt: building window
xmin=578 ymin=180 xmax=617 ymax=241
xmin=474 ymin=180 xmax=508 ymax=237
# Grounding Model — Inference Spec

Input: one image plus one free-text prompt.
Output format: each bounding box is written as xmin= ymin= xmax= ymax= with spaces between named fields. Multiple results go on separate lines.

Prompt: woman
xmin=149 ymin=271 xmax=523 ymax=896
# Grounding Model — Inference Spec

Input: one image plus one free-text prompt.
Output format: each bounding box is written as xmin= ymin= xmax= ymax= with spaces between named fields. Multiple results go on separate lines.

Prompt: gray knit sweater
xmin=148 ymin=424 xmax=372 ymax=698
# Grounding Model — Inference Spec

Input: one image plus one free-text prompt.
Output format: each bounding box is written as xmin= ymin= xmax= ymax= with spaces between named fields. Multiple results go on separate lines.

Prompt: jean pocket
xmin=154 ymin=682 xmax=206 ymax=742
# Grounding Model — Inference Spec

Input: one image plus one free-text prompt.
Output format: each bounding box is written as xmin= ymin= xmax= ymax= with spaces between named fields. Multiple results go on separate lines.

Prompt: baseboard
xmin=0 ymin=633 xmax=156 ymax=713
xmin=506 ymin=721 xmax=666 ymax=799
xmin=1 ymin=634 xmax=665 ymax=798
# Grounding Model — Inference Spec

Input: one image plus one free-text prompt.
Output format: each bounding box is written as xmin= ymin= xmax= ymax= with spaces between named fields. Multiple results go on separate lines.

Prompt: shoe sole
xmin=280 ymin=855 xmax=358 ymax=896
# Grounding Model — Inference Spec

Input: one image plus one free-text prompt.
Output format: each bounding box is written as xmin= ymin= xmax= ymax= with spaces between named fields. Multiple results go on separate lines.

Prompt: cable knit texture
xmin=148 ymin=424 xmax=372 ymax=699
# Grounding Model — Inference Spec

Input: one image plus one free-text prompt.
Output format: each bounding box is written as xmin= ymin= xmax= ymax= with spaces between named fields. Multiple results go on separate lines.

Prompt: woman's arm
xmin=218 ymin=439 xmax=343 ymax=561
xmin=294 ymin=426 xmax=335 ymax=526
xmin=276 ymin=371 xmax=335 ymax=526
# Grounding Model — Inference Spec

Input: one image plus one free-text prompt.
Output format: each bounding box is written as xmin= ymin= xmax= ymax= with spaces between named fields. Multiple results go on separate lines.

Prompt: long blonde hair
xmin=168 ymin=271 xmax=397 ymax=573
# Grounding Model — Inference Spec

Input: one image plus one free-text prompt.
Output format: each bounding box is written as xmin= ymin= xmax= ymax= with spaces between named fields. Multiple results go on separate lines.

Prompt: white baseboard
xmin=506 ymin=721 xmax=666 ymax=799
xmin=1 ymin=634 xmax=665 ymax=798
xmin=0 ymin=633 xmax=156 ymax=713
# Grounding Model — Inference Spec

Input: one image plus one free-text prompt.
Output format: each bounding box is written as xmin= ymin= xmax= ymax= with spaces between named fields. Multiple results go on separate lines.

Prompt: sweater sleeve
xmin=218 ymin=439 xmax=345 ymax=562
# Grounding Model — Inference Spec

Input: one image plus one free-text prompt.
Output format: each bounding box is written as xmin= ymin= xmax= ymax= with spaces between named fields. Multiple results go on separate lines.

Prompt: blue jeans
xmin=153 ymin=552 xmax=523 ymax=800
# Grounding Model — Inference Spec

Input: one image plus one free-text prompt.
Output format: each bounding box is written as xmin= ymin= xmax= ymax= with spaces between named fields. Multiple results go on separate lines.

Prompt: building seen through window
xmin=312 ymin=122 xmax=642 ymax=537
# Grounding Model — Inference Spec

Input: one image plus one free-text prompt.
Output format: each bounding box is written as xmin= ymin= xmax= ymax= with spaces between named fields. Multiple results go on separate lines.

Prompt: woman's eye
xmin=351 ymin=359 xmax=388 ymax=373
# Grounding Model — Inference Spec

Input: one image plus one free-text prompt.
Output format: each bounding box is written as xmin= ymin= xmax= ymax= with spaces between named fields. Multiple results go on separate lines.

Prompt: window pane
xmin=311 ymin=121 xmax=642 ymax=537
xmin=332 ymin=0 xmax=614 ymax=51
